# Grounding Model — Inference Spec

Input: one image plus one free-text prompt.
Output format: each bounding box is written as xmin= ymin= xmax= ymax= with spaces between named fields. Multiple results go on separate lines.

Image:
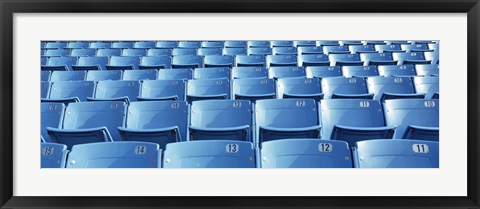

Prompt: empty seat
xmin=49 ymin=70 xmax=86 ymax=82
xmin=428 ymin=43 xmax=439 ymax=51
xmin=156 ymin=41 xmax=178 ymax=49
xmin=118 ymin=101 xmax=188 ymax=149
xmin=255 ymin=99 xmax=321 ymax=146
xmin=41 ymin=103 xmax=65 ymax=142
xmin=43 ymin=81 xmax=95 ymax=103
xmin=89 ymin=42 xmax=111 ymax=49
xmin=106 ymin=56 xmax=140 ymax=70
xmin=414 ymin=76 xmax=439 ymax=99
xmin=41 ymin=71 xmax=51 ymax=82
xmin=320 ymin=99 xmax=395 ymax=146
xmin=45 ymin=42 xmax=67 ymax=49
xmin=73 ymin=57 xmax=109 ymax=71
xmin=378 ymin=64 xmax=417 ymax=77
xmin=203 ymin=55 xmax=235 ymax=68
xmin=359 ymin=52 xmax=397 ymax=66
xmin=133 ymin=41 xmax=156 ymax=49
xmin=328 ymin=54 xmax=363 ymax=66
xmin=272 ymin=47 xmax=297 ymax=55
xmin=232 ymin=67 xmax=268 ymax=79
xmin=47 ymin=101 xmax=127 ymax=149
xmin=276 ymin=77 xmax=323 ymax=101
xmin=122 ymin=48 xmax=147 ymax=56
xmin=353 ymin=139 xmax=439 ymax=168
xmin=235 ymin=55 xmax=266 ymax=67
xmin=44 ymin=49 xmax=70 ymax=57
xmin=147 ymin=48 xmax=172 ymax=56
xmin=163 ymin=140 xmax=256 ymax=168
xmin=138 ymin=80 xmax=186 ymax=101
xmin=268 ymin=66 xmax=306 ymax=79
xmin=86 ymin=70 xmax=122 ymax=81
xmin=122 ymin=69 xmax=158 ymax=80
xmin=172 ymin=48 xmax=197 ymax=56
xmin=247 ymin=41 xmax=270 ymax=48
xmin=321 ymin=77 xmax=373 ymax=99
xmin=297 ymin=46 xmax=323 ymax=55
xmin=88 ymin=80 xmax=140 ymax=103
xmin=349 ymin=45 xmax=376 ymax=54
xmin=41 ymin=143 xmax=68 ymax=168
xmin=293 ymin=41 xmax=316 ymax=47
xmin=306 ymin=66 xmax=342 ymax=78
xmin=197 ymin=48 xmax=223 ymax=56
xmin=271 ymin=41 xmax=293 ymax=47
xmin=194 ymin=67 xmax=230 ymax=79
xmin=172 ymin=55 xmax=203 ymax=69
xmin=70 ymin=48 xmax=97 ymax=57
xmin=401 ymin=43 xmax=431 ymax=52
xmin=232 ymin=78 xmax=276 ymax=102
xmin=224 ymin=41 xmax=247 ymax=48
xmin=247 ymin=47 xmax=272 ymax=56
xmin=201 ymin=41 xmax=224 ymax=48
xmin=41 ymin=82 xmax=50 ymax=98
xmin=316 ymin=41 xmax=339 ymax=46
xmin=383 ymin=99 xmax=439 ymax=140
xmin=186 ymin=78 xmax=230 ymax=103
xmin=96 ymin=48 xmax=122 ymax=57
xmin=158 ymin=68 xmax=193 ymax=80
xmin=66 ymin=142 xmax=161 ymax=168
xmin=190 ymin=100 xmax=253 ymax=141
xmin=260 ymin=139 xmax=352 ymax=168
xmin=342 ymin=65 xmax=379 ymax=78
xmin=178 ymin=41 xmax=202 ymax=48
xmin=111 ymin=41 xmax=134 ymax=49
xmin=266 ymin=55 xmax=297 ymax=67
xmin=415 ymin=64 xmax=439 ymax=77
xmin=298 ymin=54 xmax=330 ymax=67
xmin=375 ymin=44 xmax=403 ymax=53
xmin=139 ymin=56 xmax=172 ymax=69
xmin=424 ymin=51 xmax=439 ymax=64
xmin=322 ymin=45 xmax=350 ymax=54
xmin=392 ymin=52 xmax=430 ymax=65
xmin=367 ymin=76 xmax=425 ymax=102
xmin=42 ymin=57 xmax=77 ymax=71
xmin=222 ymin=47 xmax=247 ymax=56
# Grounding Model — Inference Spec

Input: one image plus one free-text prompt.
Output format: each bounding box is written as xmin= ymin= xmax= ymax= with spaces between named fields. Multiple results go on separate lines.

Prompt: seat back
xmin=41 ymin=143 xmax=68 ymax=168
xmin=178 ymin=41 xmax=201 ymax=48
xmin=41 ymin=103 xmax=65 ymax=142
xmin=359 ymin=52 xmax=394 ymax=65
xmin=122 ymin=69 xmax=157 ymax=80
xmin=342 ymin=66 xmax=379 ymax=78
xmin=367 ymin=76 xmax=417 ymax=100
xmin=41 ymin=81 xmax=51 ymax=98
xmin=89 ymin=42 xmax=112 ymax=49
xmin=297 ymin=46 xmax=323 ymax=55
xmin=255 ymin=99 xmax=319 ymax=129
xmin=122 ymin=49 xmax=147 ymax=56
xmin=96 ymin=49 xmax=122 ymax=57
xmin=172 ymin=55 xmax=203 ymax=68
xmin=93 ymin=80 xmax=140 ymax=102
xmin=378 ymin=64 xmax=416 ymax=77
xmin=271 ymin=41 xmax=293 ymax=47
xmin=111 ymin=41 xmax=134 ymax=49
xmin=77 ymin=57 xmax=109 ymax=70
xmin=201 ymin=41 xmax=224 ymax=48
xmin=140 ymin=80 xmax=186 ymax=101
xmin=306 ymin=66 xmax=342 ymax=78
xmin=323 ymin=45 xmax=350 ymax=54
xmin=232 ymin=67 xmax=268 ymax=79
xmin=48 ymin=81 xmax=95 ymax=102
xmin=45 ymin=49 xmax=70 ymax=57
xmin=298 ymin=54 xmax=330 ymax=67
xmin=140 ymin=56 xmax=172 ymax=69
xmin=194 ymin=67 xmax=230 ymax=79
xmin=45 ymin=42 xmax=67 ymax=49
xmin=203 ymin=55 xmax=235 ymax=68
xmin=147 ymin=49 xmax=173 ymax=56
xmin=172 ymin=48 xmax=197 ymax=56
xmin=133 ymin=41 xmax=156 ymax=49
xmin=247 ymin=47 xmax=272 ymax=55
xmin=268 ymin=66 xmax=305 ymax=79
xmin=272 ymin=47 xmax=297 ymax=55
xmin=321 ymin=77 xmax=369 ymax=99
xmin=233 ymin=78 xmax=275 ymax=99
xmin=375 ymin=44 xmax=402 ymax=53
xmin=222 ymin=47 xmax=247 ymax=56
xmin=225 ymin=41 xmax=247 ymax=48
xmin=276 ymin=77 xmax=322 ymax=99
xmin=413 ymin=76 xmax=439 ymax=99
xmin=109 ymin=56 xmax=140 ymax=69
xmin=41 ymin=71 xmax=51 ymax=82
xmin=235 ymin=55 xmax=266 ymax=67
xmin=349 ymin=45 xmax=376 ymax=53
xmin=247 ymin=41 xmax=270 ymax=48
xmin=86 ymin=70 xmax=122 ymax=81
xmin=71 ymin=49 xmax=96 ymax=57
xmin=415 ymin=64 xmax=439 ymax=76
xmin=187 ymin=78 xmax=230 ymax=99
xmin=50 ymin=71 xmax=86 ymax=82
xmin=266 ymin=55 xmax=297 ymax=67
xmin=47 ymin=57 xmax=77 ymax=70
xmin=156 ymin=41 xmax=178 ymax=49
xmin=197 ymin=48 xmax=223 ymax=56
xmin=158 ymin=68 xmax=193 ymax=80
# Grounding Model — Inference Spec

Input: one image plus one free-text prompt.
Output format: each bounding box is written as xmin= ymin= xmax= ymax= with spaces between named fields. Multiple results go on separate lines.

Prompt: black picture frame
xmin=1 ymin=0 xmax=479 ymax=208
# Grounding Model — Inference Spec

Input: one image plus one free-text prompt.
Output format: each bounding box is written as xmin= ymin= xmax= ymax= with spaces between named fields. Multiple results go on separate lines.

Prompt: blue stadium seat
xmin=424 ymin=51 xmax=439 ymax=64
xmin=45 ymin=42 xmax=67 ymax=49
xmin=320 ymin=99 xmax=395 ymax=146
xmin=194 ymin=67 xmax=231 ymax=79
xmin=49 ymin=70 xmax=86 ymax=82
xmin=235 ymin=55 xmax=266 ymax=67
xmin=118 ymin=101 xmax=188 ymax=149
xmin=272 ymin=47 xmax=297 ymax=55
xmin=41 ymin=82 xmax=50 ymax=99
xmin=204 ymin=55 xmax=235 ymax=68
xmin=247 ymin=41 xmax=270 ymax=48
xmin=43 ymin=81 xmax=95 ymax=103
xmin=401 ymin=43 xmax=431 ymax=52
xmin=41 ymin=103 xmax=65 ymax=142
xmin=41 ymin=57 xmax=47 ymax=65
xmin=297 ymin=46 xmax=323 ymax=55
xmin=197 ymin=48 xmax=223 ymax=56
xmin=349 ymin=45 xmax=376 ymax=54
xmin=276 ymin=77 xmax=323 ymax=101
xmin=247 ymin=47 xmax=272 ymax=56
xmin=321 ymin=77 xmax=373 ymax=99
xmin=340 ymin=41 xmax=363 ymax=46
xmin=415 ymin=64 xmax=439 ymax=77
xmin=201 ymin=41 xmax=224 ymax=48
xmin=42 ymin=57 xmax=77 ymax=71
xmin=378 ymin=64 xmax=417 ymax=77
xmin=222 ymin=47 xmax=247 ymax=56
xmin=266 ymin=55 xmax=297 ymax=67
xmin=363 ymin=41 xmax=386 ymax=45
xmin=41 ymin=143 xmax=68 ymax=168
xmin=305 ymin=66 xmax=342 ymax=78
xmin=172 ymin=55 xmax=203 ymax=69
xmin=72 ymin=57 xmax=109 ymax=71
xmin=158 ymin=68 xmax=193 ymax=80
xmin=323 ymin=45 xmax=350 ymax=54
xmin=316 ymin=41 xmax=339 ymax=46
xmin=260 ymin=139 xmax=352 ymax=168
xmin=111 ymin=41 xmax=134 ymax=49
xmin=172 ymin=48 xmax=197 ymax=56
xmin=44 ymin=49 xmax=70 ymax=57
xmin=232 ymin=67 xmax=268 ymax=79
xmin=328 ymin=54 xmax=363 ymax=66
xmin=271 ymin=41 xmax=293 ymax=47
xmin=367 ymin=76 xmax=425 ymax=102
xmin=133 ymin=41 xmax=156 ymax=49
xmin=268 ymin=66 xmax=306 ymax=79
xmin=66 ymin=142 xmax=161 ymax=168
xmin=122 ymin=48 xmax=147 ymax=56
xmin=298 ymin=54 xmax=330 ymax=67
xmin=86 ymin=70 xmax=122 ymax=81
xmin=375 ymin=44 xmax=403 ymax=53
xmin=428 ymin=43 xmax=439 ymax=51
xmin=225 ymin=41 xmax=247 ymax=48
xmin=178 ymin=41 xmax=202 ymax=48
xmin=70 ymin=49 xmax=96 ymax=57
xmin=255 ymin=99 xmax=321 ymax=146
xmin=47 ymin=101 xmax=127 ymax=149
xmin=359 ymin=52 xmax=397 ymax=66
xmin=342 ymin=66 xmax=379 ymax=78
xmin=138 ymin=80 xmax=186 ymax=101
xmin=163 ymin=140 xmax=255 ymax=168
xmin=293 ymin=41 xmax=316 ymax=47
xmin=88 ymin=80 xmax=140 ymax=103
xmin=147 ymin=49 xmax=172 ymax=56
xmin=384 ymin=99 xmax=439 ymax=140
xmin=96 ymin=48 xmax=122 ymax=57
xmin=156 ymin=41 xmax=178 ymax=49
xmin=122 ymin=69 xmax=158 ymax=80
xmin=89 ymin=42 xmax=111 ymax=49
xmin=139 ymin=56 xmax=172 ymax=69
xmin=414 ymin=76 xmax=439 ymax=99
xmin=66 ymin=41 xmax=90 ymax=48
xmin=353 ymin=139 xmax=439 ymax=168
xmin=392 ymin=52 xmax=430 ymax=65
xmin=41 ymin=71 xmax=51 ymax=82
xmin=189 ymin=100 xmax=253 ymax=141
xmin=186 ymin=78 xmax=230 ymax=103
xmin=233 ymin=78 xmax=276 ymax=102
xmin=106 ymin=56 xmax=140 ymax=70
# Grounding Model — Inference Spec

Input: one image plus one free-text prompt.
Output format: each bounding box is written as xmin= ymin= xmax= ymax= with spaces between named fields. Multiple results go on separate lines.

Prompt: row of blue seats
xmin=41 ymin=64 xmax=440 ymax=82
xmin=41 ymin=99 xmax=439 ymax=151
xmin=40 ymin=52 xmax=439 ymax=71
xmin=40 ymin=76 xmax=439 ymax=105
xmin=41 ymin=139 xmax=439 ymax=168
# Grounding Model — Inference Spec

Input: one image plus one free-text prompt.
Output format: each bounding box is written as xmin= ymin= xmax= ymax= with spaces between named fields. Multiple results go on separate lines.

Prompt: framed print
xmin=1 ymin=0 xmax=479 ymax=208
